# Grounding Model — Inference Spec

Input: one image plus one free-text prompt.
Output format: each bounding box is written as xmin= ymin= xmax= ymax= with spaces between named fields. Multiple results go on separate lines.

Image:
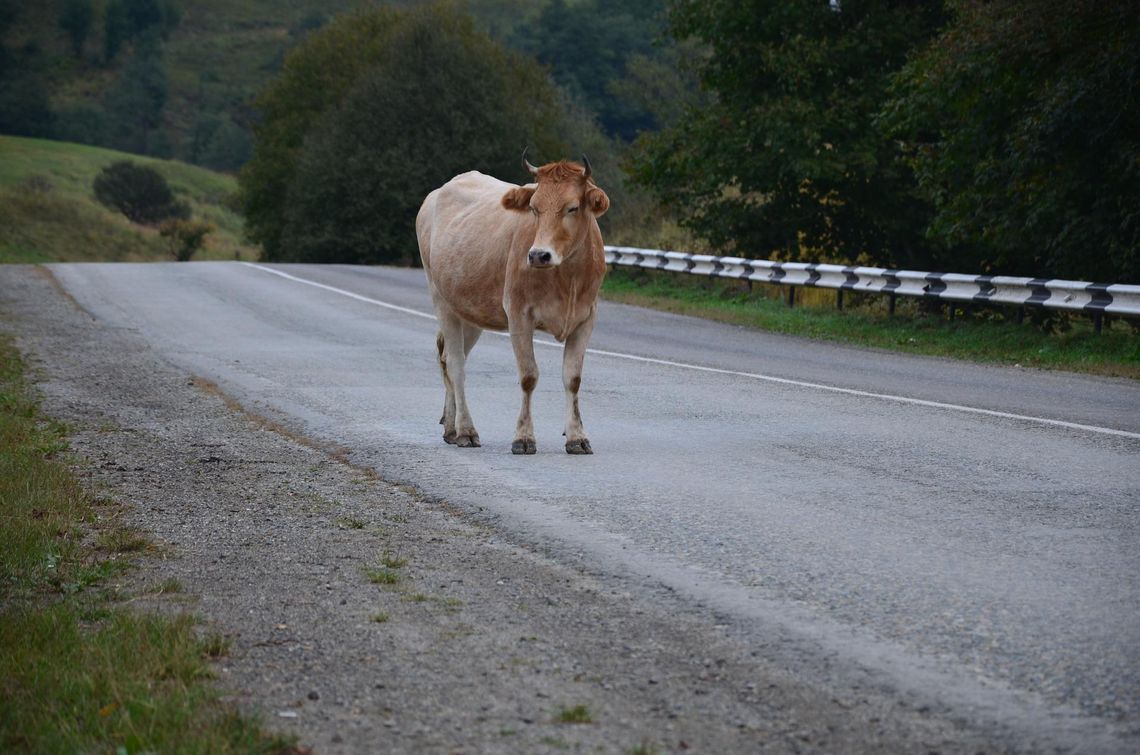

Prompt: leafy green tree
xmin=59 ymin=0 xmax=94 ymax=58
xmin=104 ymin=31 xmax=168 ymax=155
xmin=200 ymin=117 xmax=251 ymax=172
xmin=882 ymin=0 xmax=1139 ymax=282
xmin=103 ymin=0 xmax=129 ymax=63
xmin=53 ymin=102 xmax=109 ymax=145
xmin=0 ymin=70 xmax=54 ymax=137
xmin=124 ymin=0 xmax=164 ymax=36
xmin=273 ymin=3 xmax=570 ymax=264
xmin=509 ymin=0 xmax=669 ymax=141
xmin=93 ymin=161 xmax=189 ymax=224
xmin=0 ymin=1 xmax=53 ymax=137
xmin=238 ymin=6 xmax=407 ymax=259
xmin=240 ymin=3 xmax=580 ymax=263
xmin=631 ymin=0 xmax=945 ymax=267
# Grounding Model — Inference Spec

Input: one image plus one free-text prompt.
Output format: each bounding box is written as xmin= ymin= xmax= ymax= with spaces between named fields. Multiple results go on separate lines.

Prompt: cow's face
xmin=502 ymin=156 xmax=609 ymax=269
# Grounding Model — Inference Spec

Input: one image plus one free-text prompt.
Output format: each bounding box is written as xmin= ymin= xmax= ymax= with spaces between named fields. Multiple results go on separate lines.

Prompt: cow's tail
xmin=436 ymin=331 xmax=448 ymax=425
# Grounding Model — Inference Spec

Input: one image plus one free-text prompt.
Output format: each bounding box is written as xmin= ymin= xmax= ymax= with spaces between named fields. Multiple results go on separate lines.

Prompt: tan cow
xmin=416 ymin=152 xmax=609 ymax=454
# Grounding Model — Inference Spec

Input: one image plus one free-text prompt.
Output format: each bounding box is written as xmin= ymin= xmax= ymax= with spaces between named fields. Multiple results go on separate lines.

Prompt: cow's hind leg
xmin=562 ymin=313 xmax=595 ymax=454
xmin=436 ymin=331 xmax=455 ymax=433
xmin=437 ymin=314 xmax=480 ymax=447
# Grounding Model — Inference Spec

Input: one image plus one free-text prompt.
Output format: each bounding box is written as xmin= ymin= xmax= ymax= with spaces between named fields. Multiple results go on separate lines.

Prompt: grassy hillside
xmin=0 ymin=135 xmax=257 ymax=263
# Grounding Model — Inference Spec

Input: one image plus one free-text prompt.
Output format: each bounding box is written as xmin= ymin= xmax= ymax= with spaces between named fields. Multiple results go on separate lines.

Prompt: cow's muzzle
xmin=527 ymin=248 xmax=555 ymax=268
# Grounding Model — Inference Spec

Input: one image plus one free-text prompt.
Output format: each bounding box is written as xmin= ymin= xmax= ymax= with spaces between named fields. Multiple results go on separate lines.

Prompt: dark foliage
xmin=59 ymin=0 xmax=94 ymax=58
xmin=103 ymin=0 xmax=129 ymax=63
xmin=241 ymin=3 xmax=573 ymax=264
xmin=104 ymin=32 xmax=168 ymax=155
xmin=93 ymin=160 xmax=189 ymax=224
xmin=508 ymin=0 xmax=670 ymax=141
xmin=882 ymin=0 xmax=1139 ymax=282
xmin=630 ymin=0 xmax=947 ymax=268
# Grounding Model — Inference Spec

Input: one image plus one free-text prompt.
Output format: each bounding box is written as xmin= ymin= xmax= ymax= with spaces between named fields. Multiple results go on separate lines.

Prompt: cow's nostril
xmin=539 ymin=252 xmax=552 ymax=264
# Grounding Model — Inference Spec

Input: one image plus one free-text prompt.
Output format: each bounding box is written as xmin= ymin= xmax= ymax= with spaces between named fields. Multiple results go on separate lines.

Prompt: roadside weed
xmin=555 ymin=704 xmax=593 ymax=724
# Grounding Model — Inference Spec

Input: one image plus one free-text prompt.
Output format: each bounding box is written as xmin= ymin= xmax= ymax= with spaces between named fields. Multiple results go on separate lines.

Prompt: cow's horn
xmin=581 ymin=153 xmax=592 ymax=180
xmin=522 ymin=147 xmax=539 ymax=176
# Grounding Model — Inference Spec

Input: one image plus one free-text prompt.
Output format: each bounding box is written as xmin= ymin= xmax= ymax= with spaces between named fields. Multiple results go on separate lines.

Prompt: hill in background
xmin=0 ymin=135 xmax=255 ymax=263
xmin=0 ymin=0 xmax=675 ymax=172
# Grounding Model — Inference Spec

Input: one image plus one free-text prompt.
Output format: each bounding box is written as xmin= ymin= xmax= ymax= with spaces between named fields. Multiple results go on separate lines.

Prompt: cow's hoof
xmin=565 ymin=439 xmax=593 ymax=455
xmin=443 ymin=431 xmax=457 ymax=445
xmin=455 ymin=434 xmax=480 ymax=448
xmin=511 ymin=438 xmax=537 ymax=455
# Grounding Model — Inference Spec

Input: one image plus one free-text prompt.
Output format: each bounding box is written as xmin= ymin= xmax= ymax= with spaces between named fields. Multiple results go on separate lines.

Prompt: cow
xmin=416 ymin=151 xmax=610 ymax=455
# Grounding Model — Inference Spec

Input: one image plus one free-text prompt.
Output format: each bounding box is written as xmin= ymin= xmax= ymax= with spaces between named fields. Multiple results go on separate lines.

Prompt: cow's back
xmin=417 ymin=171 xmax=528 ymax=331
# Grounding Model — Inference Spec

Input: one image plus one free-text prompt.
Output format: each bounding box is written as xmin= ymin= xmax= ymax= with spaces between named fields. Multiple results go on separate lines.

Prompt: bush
xmin=93 ymin=161 xmax=189 ymax=224
xmin=158 ymin=218 xmax=212 ymax=261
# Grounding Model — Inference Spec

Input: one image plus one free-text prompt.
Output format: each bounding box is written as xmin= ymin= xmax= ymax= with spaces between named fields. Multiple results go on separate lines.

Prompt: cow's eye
xmin=566 ymin=206 xmax=579 ymax=214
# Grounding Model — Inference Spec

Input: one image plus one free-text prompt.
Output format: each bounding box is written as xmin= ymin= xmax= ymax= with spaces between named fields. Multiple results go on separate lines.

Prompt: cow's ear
xmin=586 ymin=186 xmax=609 ymax=217
xmin=501 ymin=186 xmax=535 ymax=212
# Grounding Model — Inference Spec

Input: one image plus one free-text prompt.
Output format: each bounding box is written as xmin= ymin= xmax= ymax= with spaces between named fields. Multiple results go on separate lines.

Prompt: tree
xmin=200 ymin=117 xmax=251 ymax=172
xmin=59 ymin=0 xmax=94 ymax=58
xmin=272 ymin=3 xmax=571 ymax=264
xmin=159 ymin=218 xmax=212 ymax=260
xmin=103 ymin=0 xmax=129 ymax=64
xmin=104 ymin=31 xmax=168 ymax=154
xmin=881 ymin=0 xmax=1139 ymax=282
xmin=630 ymin=0 xmax=945 ymax=268
xmin=238 ymin=6 xmax=407 ymax=259
xmin=53 ymin=102 xmax=109 ymax=145
xmin=124 ymin=0 xmax=164 ymax=37
xmin=93 ymin=161 xmax=189 ymax=224
xmin=508 ymin=0 xmax=670 ymax=141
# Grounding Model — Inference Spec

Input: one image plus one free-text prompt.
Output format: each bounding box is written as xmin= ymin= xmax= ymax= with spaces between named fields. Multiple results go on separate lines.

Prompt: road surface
xmin=41 ymin=262 xmax=1140 ymax=750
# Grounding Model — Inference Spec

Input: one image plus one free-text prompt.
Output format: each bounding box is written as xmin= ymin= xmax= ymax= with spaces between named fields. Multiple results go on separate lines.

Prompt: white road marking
xmin=243 ymin=263 xmax=1140 ymax=441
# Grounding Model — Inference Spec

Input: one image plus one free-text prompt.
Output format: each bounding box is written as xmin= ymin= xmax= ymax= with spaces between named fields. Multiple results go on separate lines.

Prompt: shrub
xmin=93 ymin=161 xmax=189 ymax=224
xmin=158 ymin=218 xmax=212 ymax=261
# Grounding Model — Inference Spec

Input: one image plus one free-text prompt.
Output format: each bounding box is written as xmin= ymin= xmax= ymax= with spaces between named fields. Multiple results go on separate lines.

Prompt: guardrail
xmin=604 ymin=246 xmax=1140 ymax=328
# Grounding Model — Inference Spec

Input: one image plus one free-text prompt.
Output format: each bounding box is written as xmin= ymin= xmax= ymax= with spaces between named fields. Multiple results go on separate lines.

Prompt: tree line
xmin=240 ymin=0 xmax=1136 ymax=282
xmin=3 ymin=0 xmax=1134 ymax=282
xmin=631 ymin=0 xmax=1138 ymax=282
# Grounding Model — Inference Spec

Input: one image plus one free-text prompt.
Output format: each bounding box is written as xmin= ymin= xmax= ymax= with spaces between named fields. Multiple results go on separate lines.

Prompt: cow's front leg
xmin=562 ymin=312 xmax=595 ymax=454
xmin=510 ymin=325 xmax=538 ymax=455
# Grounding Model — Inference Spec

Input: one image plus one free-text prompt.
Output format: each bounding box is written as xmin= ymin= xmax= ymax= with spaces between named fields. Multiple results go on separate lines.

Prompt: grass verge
xmin=601 ymin=269 xmax=1140 ymax=379
xmin=0 ymin=332 xmax=294 ymax=753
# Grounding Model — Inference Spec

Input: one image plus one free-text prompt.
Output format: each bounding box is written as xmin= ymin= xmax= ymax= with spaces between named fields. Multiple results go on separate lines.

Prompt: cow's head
xmin=501 ymin=150 xmax=609 ymax=269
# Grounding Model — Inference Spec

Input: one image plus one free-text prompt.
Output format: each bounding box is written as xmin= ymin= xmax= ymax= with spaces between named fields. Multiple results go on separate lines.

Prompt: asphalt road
xmin=49 ymin=261 xmax=1140 ymax=749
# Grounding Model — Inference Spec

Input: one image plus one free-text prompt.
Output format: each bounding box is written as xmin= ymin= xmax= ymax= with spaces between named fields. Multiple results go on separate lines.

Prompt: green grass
xmin=335 ymin=515 xmax=366 ymax=530
xmin=602 ymin=269 xmax=1140 ymax=379
xmin=0 ymin=135 xmax=258 ymax=263
xmin=95 ymin=526 xmax=153 ymax=554
xmin=0 ymin=333 xmax=292 ymax=753
xmin=363 ymin=567 xmax=402 ymax=585
xmin=380 ymin=551 xmax=408 ymax=569
xmin=554 ymin=704 xmax=593 ymax=724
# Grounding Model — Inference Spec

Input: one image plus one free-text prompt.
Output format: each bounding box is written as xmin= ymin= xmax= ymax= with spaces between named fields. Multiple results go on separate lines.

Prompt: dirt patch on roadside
xmin=1 ymin=265 xmax=993 ymax=754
